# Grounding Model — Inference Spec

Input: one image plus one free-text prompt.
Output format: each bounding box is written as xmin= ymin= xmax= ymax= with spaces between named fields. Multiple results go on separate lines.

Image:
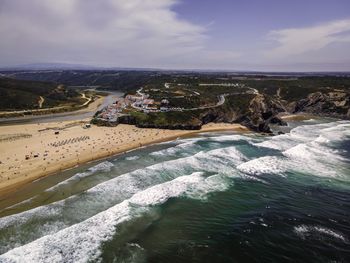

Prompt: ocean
xmin=0 ymin=118 xmax=349 ymax=262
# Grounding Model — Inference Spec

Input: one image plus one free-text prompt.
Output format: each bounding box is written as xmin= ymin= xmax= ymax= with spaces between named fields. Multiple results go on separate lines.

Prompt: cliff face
xmin=92 ymin=90 xmax=349 ymax=133
xmin=244 ymin=94 xmax=286 ymax=132
xmin=234 ymin=89 xmax=350 ymax=132
xmin=199 ymin=94 xmax=286 ymax=133
xmin=289 ymin=91 xmax=350 ymax=119
xmin=93 ymin=94 xmax=288 ymax=133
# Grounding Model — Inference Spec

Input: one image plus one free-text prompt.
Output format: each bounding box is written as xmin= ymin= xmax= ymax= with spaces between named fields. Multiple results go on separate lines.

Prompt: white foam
xmin=237 ymin=156 xmax=286 ymax=176
xmin=125 ymin=156 xmax=139 ymax=161
xmin=0 ymin=145 xmax=246 ymax=254
xmin=255 ymin=121 xmax=348 ymax=152
xmin=129 ymin=172 xmax=227 ymax=205
xmin=0 ymin=172 xmax=229 ymax=262
xmin=150 ymin=141 xmax=197 ymax=156
xmin=3 ymin=121 xmax=348 ymax=258
xmin=88 ymin=161 xmax=114 ymax=173
xmin=294 ymin=225 xmax=346 ymax=242
xmin=249 ymin=121 xmax=350 ymax=179
xmin=317 ymin=122 xmax=350 ymax=143
xmin=209 ymin=134 xmax=255 ymax=143
xmin=150 ymin=134 xmax=255 ymax=158
xmin=303 ymin=118 xmax=316 ymax=123
xmin=239 ymin=138 xmax=348 ymax=179
xmin=45 ymin=161 xmax=114 ymax=192
xmin=194 ymin=146 xmax=246 ymax=165
xmin=283 ymin=142 xmax=344 ymax=163
xmin=0 ymin=204 xmax=62 ymax=230
xmin=281 ymin=126 xmax=349 ymax=178
xmin=237 ymin=174 xmax=268 ymax=184
xmin=1 ymin=196 xmax=37 ymax=211
xmin=314 ymin=135 xmax=330 ymax=143
xmin=255 ymin=133 xmax=308 ymax=151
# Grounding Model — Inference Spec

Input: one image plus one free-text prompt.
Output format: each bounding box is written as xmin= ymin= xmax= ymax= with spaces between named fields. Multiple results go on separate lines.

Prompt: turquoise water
xmin=0 ymin=119 xmax=349 ymax=262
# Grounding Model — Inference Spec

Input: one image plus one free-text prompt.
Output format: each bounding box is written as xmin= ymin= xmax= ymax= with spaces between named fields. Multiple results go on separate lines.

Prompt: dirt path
xmin=38 ymin=96 xmax=45 ymax=108
xmin=81 ymin=93 xmax=92 ymax=106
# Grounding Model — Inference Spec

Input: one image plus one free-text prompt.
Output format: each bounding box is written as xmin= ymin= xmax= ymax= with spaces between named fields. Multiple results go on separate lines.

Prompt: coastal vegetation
xmin=0 ymin=77 xmax=81 ymax=110
xmin=0 ymin=77 xmax=99 ymax=117
xmin=86 ymin=72 xmax=349 ymax=132
xmin=1 ymin=70 xmax=349 ymax=132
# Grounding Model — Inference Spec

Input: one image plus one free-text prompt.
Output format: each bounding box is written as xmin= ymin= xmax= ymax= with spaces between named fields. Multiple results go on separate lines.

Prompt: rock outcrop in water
xmin=244 ymin=94 xmax=287 ymax=132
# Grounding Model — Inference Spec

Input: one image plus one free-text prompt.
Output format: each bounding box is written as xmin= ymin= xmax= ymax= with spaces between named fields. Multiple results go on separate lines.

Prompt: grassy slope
xmin=127 ymin=76 xmax=350 ymax=127
xmin=0 ymin=78 xmax=80 ymax=110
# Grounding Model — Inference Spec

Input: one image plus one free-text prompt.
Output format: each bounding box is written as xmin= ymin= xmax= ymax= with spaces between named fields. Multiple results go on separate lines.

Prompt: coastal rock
xmin=93 ymin=89 xmax=349 ymax=133
xmin=198 ymin=94 xmax=286 ymax=133
xmin=244 ymin=94 xmax=286 ymax=132
xmin=270 ymin=116 xmax=287 ymax=126
xmin=292 ymin=91 xmax=350 ymax=119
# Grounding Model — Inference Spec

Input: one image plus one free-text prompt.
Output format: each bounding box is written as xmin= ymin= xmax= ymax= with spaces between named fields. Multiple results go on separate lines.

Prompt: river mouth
xmin=0 ymin=90 xmax=123 ymax=125
xmin=0 ymin=119 xmax=349 ymax=262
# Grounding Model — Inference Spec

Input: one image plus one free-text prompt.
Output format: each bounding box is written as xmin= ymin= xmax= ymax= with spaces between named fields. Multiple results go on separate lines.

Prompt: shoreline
xmin=0 ymin=121 xmax=248 ymax=197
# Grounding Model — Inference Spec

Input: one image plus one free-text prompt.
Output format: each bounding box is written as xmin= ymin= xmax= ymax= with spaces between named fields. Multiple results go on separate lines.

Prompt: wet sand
xmin=279 ymin=113 xmax=315 ymax=121
xmin=0 ymin=121 xmax=248 ymax=195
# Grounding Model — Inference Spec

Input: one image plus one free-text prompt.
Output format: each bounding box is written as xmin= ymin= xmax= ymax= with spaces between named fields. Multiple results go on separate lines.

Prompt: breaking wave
xmin=0 ymin=145 xmax=245 ymax=254
xmin=45 ymin=161 xmax=115 ymax=192
xmin=294 ymin=225 xmax=347 ymax=242
xmin=0 ymin=120 xmax=349 ymax=261
xmin=0 ymin=172 xmax=230 ymax=262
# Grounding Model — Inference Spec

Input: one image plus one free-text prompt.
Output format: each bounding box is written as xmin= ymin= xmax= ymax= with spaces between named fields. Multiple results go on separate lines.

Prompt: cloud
xmin=0 ymin=0 xmax=207 ymax=67
xmin=265 ymin=19 xmax=350 ymax=59
xmin=1 ymin=1 xmax=347 ymax=71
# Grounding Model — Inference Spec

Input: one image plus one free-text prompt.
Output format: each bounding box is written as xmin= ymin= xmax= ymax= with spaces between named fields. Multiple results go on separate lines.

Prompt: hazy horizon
xmin=2 ymin=62 xmax=350 ymax=73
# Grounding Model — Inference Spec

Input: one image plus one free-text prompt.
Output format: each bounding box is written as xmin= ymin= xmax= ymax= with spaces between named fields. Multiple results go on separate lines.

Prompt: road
xmin=182 ymin=94 xmax=226 ymax=111
xmin=131 ymin=86 xmax=258 ymax=113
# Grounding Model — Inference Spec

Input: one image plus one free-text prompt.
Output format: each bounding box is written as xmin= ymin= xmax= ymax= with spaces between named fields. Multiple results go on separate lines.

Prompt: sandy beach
xmin=0 ymin=121 xmax=248 ymax=195
xmin=279 ymin=113 xmax=315 ymax=121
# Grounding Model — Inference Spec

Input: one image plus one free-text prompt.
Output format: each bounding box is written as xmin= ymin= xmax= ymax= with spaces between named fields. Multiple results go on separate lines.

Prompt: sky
xmin=0 ymin=0 xmax=350 ymax=71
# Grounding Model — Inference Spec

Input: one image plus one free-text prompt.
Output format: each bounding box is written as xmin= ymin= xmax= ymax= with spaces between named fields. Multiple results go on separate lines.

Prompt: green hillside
xmin=0 ymin=77 xmax=80 ymax=110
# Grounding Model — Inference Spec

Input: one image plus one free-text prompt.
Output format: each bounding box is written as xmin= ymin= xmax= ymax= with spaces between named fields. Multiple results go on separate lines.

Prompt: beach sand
xmin=0 ymin=121 xmax=248 ymax=195
xmin=279 ymin=113 xmax=315 ymax=121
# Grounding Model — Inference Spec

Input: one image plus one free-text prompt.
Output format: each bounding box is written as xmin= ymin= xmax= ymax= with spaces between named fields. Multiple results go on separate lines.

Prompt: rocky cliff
xmin=289 ymin=91 xmax=350 ymax=119
xmin=92 ymin=90 xmax=349 ymax=133
xmin=198 ymin=94 xmax=287 ymax=133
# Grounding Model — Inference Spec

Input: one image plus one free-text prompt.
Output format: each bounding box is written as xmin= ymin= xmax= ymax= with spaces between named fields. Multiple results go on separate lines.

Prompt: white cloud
xmin=2 ymin=1 xmax=347 ymax=71
xmin=265 ymin=19 xmax=350 ymax=59
xmin=0 ymin=0 xmax=207 ymax=67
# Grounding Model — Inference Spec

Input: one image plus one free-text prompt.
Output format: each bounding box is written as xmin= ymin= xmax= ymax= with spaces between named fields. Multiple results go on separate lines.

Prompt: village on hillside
xmin=93 ymin=82 xmax=252 ymax=124
xmin=94 ymin=87 xmax=174 ymax=123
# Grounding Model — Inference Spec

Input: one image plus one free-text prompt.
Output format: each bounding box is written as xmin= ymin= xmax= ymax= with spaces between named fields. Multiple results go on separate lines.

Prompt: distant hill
xmin=0 ymin=77 xmax=80 ymax=110
xmin=0 ymin=70 xmax=155 ymax=92
xmin=0 ymin=63 xmax=161 ymax=71
xmin=0 ymin=63 xmax=103 ymax=71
